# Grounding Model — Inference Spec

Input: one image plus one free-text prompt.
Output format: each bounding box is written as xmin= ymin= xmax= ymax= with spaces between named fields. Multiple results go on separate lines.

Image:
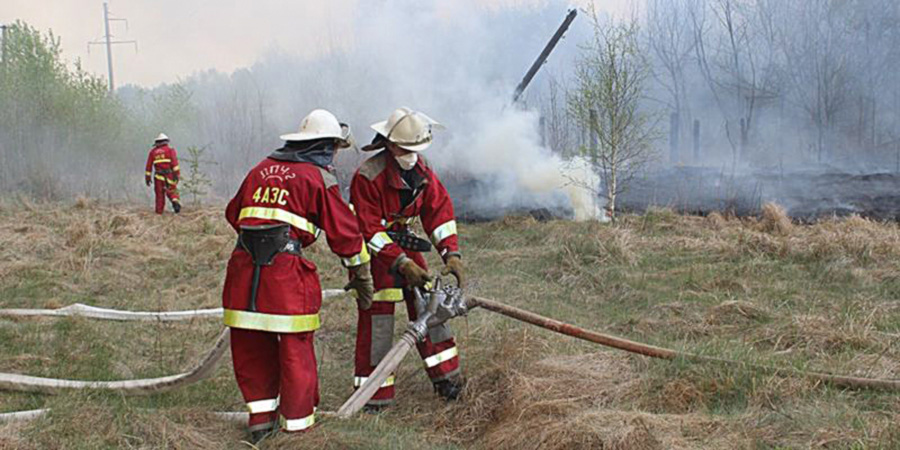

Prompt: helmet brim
xmin=279 ymin=131 xmax=346 ymax=142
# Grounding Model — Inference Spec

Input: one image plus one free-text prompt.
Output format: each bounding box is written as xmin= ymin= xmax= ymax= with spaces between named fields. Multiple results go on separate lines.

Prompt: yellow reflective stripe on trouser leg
xmin=367 ymin=231 xmax=394 ymax=254
xmin=247 ymin=397 xmax=279 ymax=414
xmin=154 ymin=175 xmax=166 ymax=181
xmin=430 ymin=220 xmax=458 ymax=245
xmin=353 ymin=375 xmax=395 ymax=388
xmin=224 ymin=309 xmax=320 ymax=333
xmin=238 ymin=207 xmax=320 ymax=237
xmin=280 ymin=410 xmax=315 ymax=431
xmin=341 ymin=242 xmax=371 ymax=267
xmin=423 ymin=346 xmax=458 ymax=368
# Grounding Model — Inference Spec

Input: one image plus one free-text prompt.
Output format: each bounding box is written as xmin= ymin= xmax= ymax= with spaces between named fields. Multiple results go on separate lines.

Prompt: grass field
xmin=0 ymin=198 xmax=899 ymax=449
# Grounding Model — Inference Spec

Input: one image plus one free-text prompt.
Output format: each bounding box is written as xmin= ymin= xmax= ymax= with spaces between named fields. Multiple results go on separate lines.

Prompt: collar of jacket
xmin=384 ymin=152 xmax=428 ymax=191
xmin=269 ymin=141 xmax=335 ymax=168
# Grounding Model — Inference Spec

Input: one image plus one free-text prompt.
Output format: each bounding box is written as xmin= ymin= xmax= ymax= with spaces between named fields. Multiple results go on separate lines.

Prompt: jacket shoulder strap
xmin=359 ymin=151 xmax=388 ymax=181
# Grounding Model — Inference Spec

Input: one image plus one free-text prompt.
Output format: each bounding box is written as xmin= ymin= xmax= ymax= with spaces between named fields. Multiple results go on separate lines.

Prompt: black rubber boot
xmin=433 ymin=378 xmax=464 ymax=401
xmin=172 ymin=201 xmax=181 ymax=214
xmin=363 ymin=403 xmax=388 ymax=414
xmin=249 ymin=425 xmax=276 ymax=445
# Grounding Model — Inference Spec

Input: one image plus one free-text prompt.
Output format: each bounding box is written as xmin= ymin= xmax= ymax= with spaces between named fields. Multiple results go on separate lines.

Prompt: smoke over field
xmin=4 ymin=0 xmax=900 ymax=219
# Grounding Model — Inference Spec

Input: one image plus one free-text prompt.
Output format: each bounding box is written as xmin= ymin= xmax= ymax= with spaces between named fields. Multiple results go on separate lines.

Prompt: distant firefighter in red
xmin=144 ymin=133 xmax=182 ymax=214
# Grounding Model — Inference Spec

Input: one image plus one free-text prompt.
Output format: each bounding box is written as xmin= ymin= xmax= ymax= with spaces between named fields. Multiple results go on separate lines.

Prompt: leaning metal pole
xmin=511 ymin=8 xmax=577 ymax=104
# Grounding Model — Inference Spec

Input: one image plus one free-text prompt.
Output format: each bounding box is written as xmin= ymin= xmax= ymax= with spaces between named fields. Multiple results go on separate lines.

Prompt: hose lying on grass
xmin=0 ymin=328 xmax=230 ymax=395
xmin=0 ymin=289 xmax=346 ymax=321
xmin=470 ymin=296 xmax=900 ymax=392
xmin=0 ymin=409 xmax=337 ymax=424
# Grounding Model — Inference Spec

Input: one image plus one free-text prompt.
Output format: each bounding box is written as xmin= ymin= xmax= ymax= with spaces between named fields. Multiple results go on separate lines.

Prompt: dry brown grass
xmin=3 ymin=200 xmax=900 ymax=448
xmin=759 ymin=202 xmax=793 ymax=235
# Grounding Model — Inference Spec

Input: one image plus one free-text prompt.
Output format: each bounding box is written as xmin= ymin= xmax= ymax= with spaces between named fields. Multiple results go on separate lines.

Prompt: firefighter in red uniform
xmin=222 ymin=109 xmax=375 ymax=442
xmin=144 ymin=133 xmax=182 ymax=214
xmin=350 ymin=107 xmax=465 ymax=409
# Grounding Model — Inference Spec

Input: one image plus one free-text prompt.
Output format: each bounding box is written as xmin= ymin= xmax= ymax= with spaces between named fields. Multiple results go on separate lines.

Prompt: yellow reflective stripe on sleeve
xmin=145 ymin=171 xmax=152 ymax=176
xmin=154 ymin=175 xmax=166 ymax=181
xmin=367 ymin=231 xmax=394 ymax=254
xmin=423 ymin=346 xmax=458 ymax=368
xmin=153 ymin=159 xmax=171 ymax=164
xmin=224 ymin=309 xmax=320 ymax=333
xmin=430 ymin=220 xmax=458 ymax=245
xmin=373 ymin=288 xmax=404 ymax=302
xmin=239 ymin=207 xmax=320 ymax=237
xmin=280 ymin=411 xmax=315 ymax=431
xmin=341 ymin=242 xmax=371 ymax=267
xmin=353 ymin=375 xmax=395 ymax=388
xmin=172 ymin=165 xmax=179 ymax=171
xmin=247 ymin=398 xmax=279 ymax=414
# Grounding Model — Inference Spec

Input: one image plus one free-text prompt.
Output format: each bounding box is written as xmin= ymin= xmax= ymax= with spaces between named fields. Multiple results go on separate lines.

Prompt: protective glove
xmin=441 ymin=255 xmax=464 ymax=288
xmin=345 ymin=262 xmax=374 ymax=310
xmin=145 ymin=177 xmax=151 ymax=187
xmin=397 ymin=256 xmax=432 ymax=288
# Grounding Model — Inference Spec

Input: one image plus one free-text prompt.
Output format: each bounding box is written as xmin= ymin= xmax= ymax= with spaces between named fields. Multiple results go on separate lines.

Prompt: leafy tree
xmin=568 ymin=10 xmax=660 ymax=218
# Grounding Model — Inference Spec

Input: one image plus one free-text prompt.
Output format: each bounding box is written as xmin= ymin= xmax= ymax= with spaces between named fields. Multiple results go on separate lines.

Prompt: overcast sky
xmin=3 ymin=0 xmax=637 ymax=88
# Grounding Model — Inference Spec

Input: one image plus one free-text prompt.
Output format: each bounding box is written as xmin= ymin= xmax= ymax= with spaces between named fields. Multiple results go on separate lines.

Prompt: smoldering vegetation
xmin=3 ymin=0 xmax=900 ymax=220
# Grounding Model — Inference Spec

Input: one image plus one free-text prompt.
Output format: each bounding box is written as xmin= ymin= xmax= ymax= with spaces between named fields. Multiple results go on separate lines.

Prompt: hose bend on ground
xmin=469 ymin=297 xmax=900 ymax=392
xmin=0 ymin=328 xmax=231 ymax=395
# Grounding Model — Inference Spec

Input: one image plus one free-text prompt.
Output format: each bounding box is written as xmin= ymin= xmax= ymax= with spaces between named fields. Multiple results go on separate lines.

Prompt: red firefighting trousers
xmin=230 ymin=328 xmax=319 ymax=432
xmin=354 ymin=289 xmax=460 ymax=405
xmin=153 ymin=177 xmax=180 ymax=214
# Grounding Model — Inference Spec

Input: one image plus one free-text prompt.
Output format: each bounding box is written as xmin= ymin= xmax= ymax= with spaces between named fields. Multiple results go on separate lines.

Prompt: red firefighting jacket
xmin=222 ymin=158 xmax=369 ymax=333
xmin=350 ymin=151 xmax=459 ymax=301
xmin=145 ymin=144 xmax=180 ymax=184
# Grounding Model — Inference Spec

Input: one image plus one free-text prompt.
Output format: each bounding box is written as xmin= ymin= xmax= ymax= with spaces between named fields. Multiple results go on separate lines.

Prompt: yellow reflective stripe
xmin=367 ymin=231 xmax=394 ymax=254
xmin=166 ymin=178 xmax=177 ymax=184
xmin=373 ymin=288 xmax=404 ymax=302
xmin=153 ymin=159 xmax=171 ymax=164
xmin=423 ymin=346 xmax=458 ymax=368
xmin=353 ymin=375 xmax=395 ymax=388
xmin=145 ymin=171 xmax=152 ymax=176
xmin=247 ymin=397 xmax=279 ymax=414
xmin=172 ymin=165 xmax=179 ymax=171
xmin=280 ymin=411 xmax=315 ymax=431
xmin=239 ymin=207 xmax=320 ymax=237
xmin=154 ymin=175 xmax=166 ymax=181
xmin=341 ymin=242 xmax=371 ymax=267
xmin=431 ymin=220 xmax=457 ymax=245
xmin=224 ymin=309 xmax=320 ymax=333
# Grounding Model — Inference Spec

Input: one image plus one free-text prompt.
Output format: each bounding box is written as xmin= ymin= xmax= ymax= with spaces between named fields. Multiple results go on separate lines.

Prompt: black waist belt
xmin=235 ymin=237 xmax=302 ymax=258
xmin=387 ymin=230 xmax=432 ymax=253
xmin=156 ymin=169 xmax=173 ymax=175
xmin=237 ymin=224 xmax=302 ymax=311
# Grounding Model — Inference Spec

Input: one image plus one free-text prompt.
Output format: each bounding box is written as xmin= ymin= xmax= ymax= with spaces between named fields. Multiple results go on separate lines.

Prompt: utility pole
xmin=88 ymin=2 xmax=137 ymax=92
xmin=1 ymin=24 xmax=8 ymax=68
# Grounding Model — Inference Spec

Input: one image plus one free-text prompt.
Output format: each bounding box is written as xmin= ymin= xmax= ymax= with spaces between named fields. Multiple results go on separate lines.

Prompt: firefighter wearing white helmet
xmin=222 ymin=108 xmax=373 ymax=442
xmin=350 ymin=107 xmax=465 ymax=409
xmin=144 ymin=132 xmax=181 ymax=214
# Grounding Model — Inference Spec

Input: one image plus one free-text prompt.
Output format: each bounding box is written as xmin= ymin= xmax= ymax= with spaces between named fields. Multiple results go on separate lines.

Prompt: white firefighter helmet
xmin=280 ymin=109 xmax=347 ymax=143
xmin=370 ymin=107 xmax=444 ymax=152
xmin=154 ymin=133 xmax=170 ymax=142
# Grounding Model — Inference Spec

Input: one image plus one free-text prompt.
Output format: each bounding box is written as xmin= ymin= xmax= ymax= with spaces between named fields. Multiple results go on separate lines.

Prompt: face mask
xmin=395 ymin=152 xmax=418 ymax=170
